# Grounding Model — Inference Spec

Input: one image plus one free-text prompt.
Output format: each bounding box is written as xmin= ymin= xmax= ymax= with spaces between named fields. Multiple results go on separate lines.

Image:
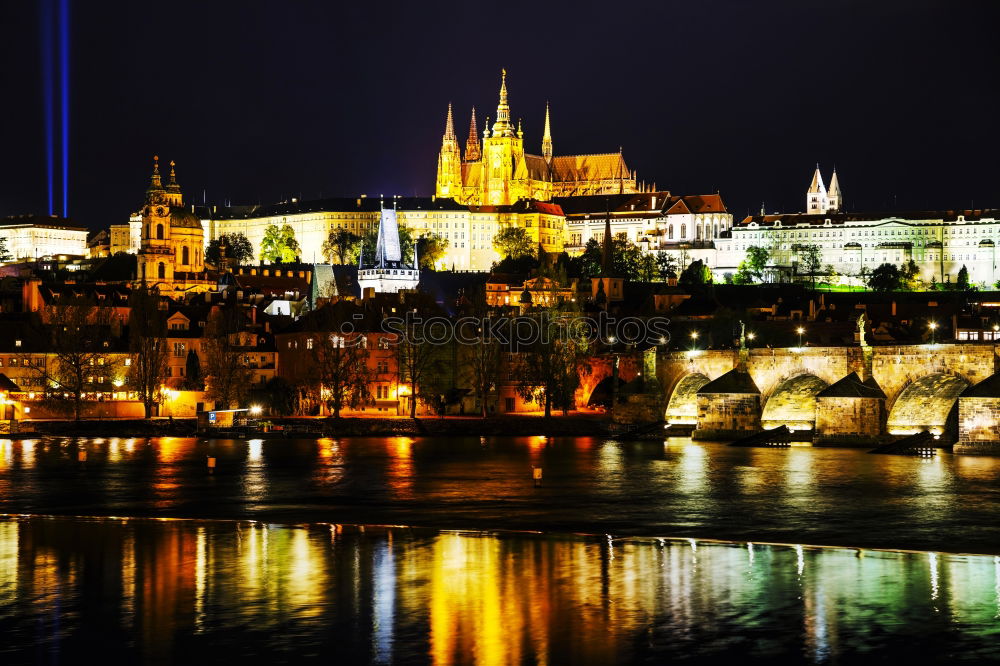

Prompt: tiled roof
xmin=697 ymin=369 xmax=760 ymax=394
xmin=817 ymin=372 xmax=886 ymax=399
xmin=961 ymin=373 xmax=1000 ymax=398
xmin=738 ymin=209 xmax=1000 ymax=227
xmin=550 ymin=153 xmax=630 ymax=182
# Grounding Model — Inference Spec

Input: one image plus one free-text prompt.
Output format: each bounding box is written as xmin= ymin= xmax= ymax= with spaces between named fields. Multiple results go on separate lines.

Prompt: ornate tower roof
xmin=166 ymin=160 xmax=181 ymax=193
xmin=146 ymin=155 xmax=163 ymax=194
xmin=491 ymin=69 xmax=514 ymax=137
xmin=465 ymin=107 xmax=480 ymax=161
xmin=542 ymin=102 xmax=553 ymax=163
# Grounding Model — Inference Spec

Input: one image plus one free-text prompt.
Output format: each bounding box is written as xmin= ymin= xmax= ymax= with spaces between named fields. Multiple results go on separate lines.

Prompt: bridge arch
xmin=886 ymin=372 xmax=969 ymax=435
xmin=665 ymin=373 xmax=711 ymax=425
xmin=760 ymin=373 xmax=829 ymax=431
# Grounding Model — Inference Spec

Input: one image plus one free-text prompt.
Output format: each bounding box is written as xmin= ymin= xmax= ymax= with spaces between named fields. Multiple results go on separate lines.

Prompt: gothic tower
xmin=465 ymin=107 xmax=480 ymax=162
xmin=480 ymin=69 xmax=527 ymax=205
xmin=435 ymin=103 xmax=463 ymax=200
xmin=542 ymin=103 xmax=553 ymax=163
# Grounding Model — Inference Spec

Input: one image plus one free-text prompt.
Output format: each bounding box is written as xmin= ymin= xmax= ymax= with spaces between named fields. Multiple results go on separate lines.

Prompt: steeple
xmin=542 ymin=102 xmax=553 ymax=163
xmin=147 ymin=155 xmax=163 ymax=192
xmin=465 ymin=107 xmax=481 ymax=161
xmin=601 ymin=202 xmax=613 ymax=277
xmin=491 ymin=69 xmax=513 ymax=137
xmin=828 ymin=167 xmax=842 ymax=212
xmin=806 ymin=163 xmax=829 ymax=214
xmin=166 ymin=160 xmax=180 ymax=192
xmin=443 ymin=103 xmax=456 ymax=141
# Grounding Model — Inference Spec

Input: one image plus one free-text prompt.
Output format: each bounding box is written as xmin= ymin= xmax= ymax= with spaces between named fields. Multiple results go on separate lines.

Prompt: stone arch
xmin=760 ymin=373 xmax=828 ymax=431
xmin=887 ymin=373 xmax=969 ymax=435
xmin=665 ymin=373 xmax=711 ymax=425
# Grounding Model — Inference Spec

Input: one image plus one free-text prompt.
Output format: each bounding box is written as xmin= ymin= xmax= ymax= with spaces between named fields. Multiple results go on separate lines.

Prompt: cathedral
xmin=137 ymin=157 xmax=212 ymax=296
xmin=436 ymin=70 xmax=640 ymax=206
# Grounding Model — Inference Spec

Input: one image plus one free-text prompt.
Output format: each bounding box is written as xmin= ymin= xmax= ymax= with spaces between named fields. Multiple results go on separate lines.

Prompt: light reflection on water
xmin=0 ymin=436 xmax=1000 ymax=555
xmin=0 ymin=516 xmax=999 ymax=664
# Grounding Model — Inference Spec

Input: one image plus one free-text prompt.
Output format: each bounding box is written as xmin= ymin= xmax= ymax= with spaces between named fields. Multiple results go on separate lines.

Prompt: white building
xmin=110 ymin=214 xmax=142 ymax=255
xmin=560 ymin=192 xmax=733 ymax=265
xmin=807 ymin=164 xmax=842 ymax=214
xmin=358 ymin=207 xmax=419 ymax=294
xmin=0 ymin=216 xmax=88 ymax=260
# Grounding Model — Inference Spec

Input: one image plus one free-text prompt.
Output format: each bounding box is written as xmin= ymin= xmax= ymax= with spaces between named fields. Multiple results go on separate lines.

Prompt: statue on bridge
xmin=857 ymin=313 xmax=867 ymax=347
xmin=739 ymin=321 xmax=747 ymax=350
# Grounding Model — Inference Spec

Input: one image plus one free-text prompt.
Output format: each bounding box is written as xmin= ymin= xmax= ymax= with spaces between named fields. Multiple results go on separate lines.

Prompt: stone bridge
xmin=655 ymin=344 xmax=999 ymax=443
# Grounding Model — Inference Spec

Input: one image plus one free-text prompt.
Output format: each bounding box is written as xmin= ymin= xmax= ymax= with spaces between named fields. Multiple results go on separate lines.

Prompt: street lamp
xmin=796 ymin=326 xmax=805 ymax=347
xmin=249 ymin=405 xmax=262 ymax=416
xmin=689 ymin=330 xmax=699 ymax=349
xmin=929 ymin=320 xmax=938 ymax=344
xmin=747 ymin=332 xmax=756 ymax=347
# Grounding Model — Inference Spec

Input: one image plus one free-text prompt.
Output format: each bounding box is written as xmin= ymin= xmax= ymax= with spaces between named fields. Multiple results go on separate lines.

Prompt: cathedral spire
xmin=492 ymin=69 xmax=513 ymax=136
xmin=443 ymin=103 xmax=456 ymax=141
xmin=542 ymin=102 xmax=553 ymax=163
xmin=465 ymin=107 xmax=480 ymax=161
xmin=828 ymin=167 xmax=842 ymax=211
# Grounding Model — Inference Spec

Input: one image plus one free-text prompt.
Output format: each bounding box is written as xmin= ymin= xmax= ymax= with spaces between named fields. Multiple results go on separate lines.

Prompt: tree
xmin=205 ymin=233 xmax=254 ymax=266
xmin=321 ymin=228 xmax=361 ymax=264
xmin=514 ymin=306 xmax=591 ymax=417
xmin=745 ymin=246 xmax=769 ymax=282
xmin=957 ymin=265 xmax=971 ymax=291
xmin=22 ymin=297 xmax=122 ymax=420
xmin=655 ymin=251 xmax=677 ymax=282
xmin=572 ymin=238 xmax=603 ymax=278
xmin=798 ymin=244 xmax=822 ymax=290
xmin=309 ymin=332 xmax=372 ymax=418
xmin=458 ymin=287 xmax=502 ymax=417
xmin=493 ymin=226 xmax=534 ymax=259
xmin=416 ymin=232 xmax=449 ymax=269
xmin=202 ymin=312 xmax=254 ymax=409
xmin=394 ymin=320 xmax=445 ymax=418
xmin=183 ymin=349 xmax=203 ymax=390
xmin=260 ymin=224 xmax=301 ymax=263
xmin=679 ymin=259 xmax=712 ymax=287
xmin=867 ymin=262 xmax=903 ymax=293
xmin=0 ymin=236 xmax=11 ymax=262
xmin=127 ymin=285 xmax=168 ymax=419
xmin=901 ymin=259 xmax=921 ymax=291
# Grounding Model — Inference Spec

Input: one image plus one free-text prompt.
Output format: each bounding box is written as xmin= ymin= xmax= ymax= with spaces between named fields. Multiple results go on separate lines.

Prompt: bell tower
xmin=138 ymin=156 xmax=174 ymax=282
xmin=481 ymin=69 xmax=526 ymax=205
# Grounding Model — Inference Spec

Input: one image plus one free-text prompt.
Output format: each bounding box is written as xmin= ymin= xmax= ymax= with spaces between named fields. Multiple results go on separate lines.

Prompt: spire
xmin=542 ymin=102 xmax=553 ymax=162
xmin=492 ymin=69 xmax=513 ymax=136
xmin=443 ymin=103 xmax=456 ymax=141
xmin=808 ymin=163 xmax=826 ymax=194
xmin=147 ymin=155 xmax=162 ymax=191
xmin=828 ymin=167 xmax=842 ymax=213
xmin=829 ymin=168 xmax=841 ymax=196
xmin=465 ymin=107 xmax=480 ymax=161
xmin=166 ymin=160 xmax=181 ymax=192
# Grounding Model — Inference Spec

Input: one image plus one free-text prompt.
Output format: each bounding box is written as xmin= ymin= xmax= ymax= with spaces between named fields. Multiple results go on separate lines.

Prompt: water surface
xmin=0 ymin=436 xmax=999 ymax=553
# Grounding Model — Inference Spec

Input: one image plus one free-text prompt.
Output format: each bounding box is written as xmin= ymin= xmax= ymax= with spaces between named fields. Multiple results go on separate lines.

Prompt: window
xmin=14 ymin=340 xmax=21 ymax=347
xmin=156 ymin=224 xmax=164 ymax=240
xmin=173 ymin=342 xmax=186 ymax=357
xmin=306 ymin=338 xmax=314 ymax=350
xmin=124 ymin=358 xmax=131 ymax=366
xmin=182 ymin=246 xmax=190 ymax=265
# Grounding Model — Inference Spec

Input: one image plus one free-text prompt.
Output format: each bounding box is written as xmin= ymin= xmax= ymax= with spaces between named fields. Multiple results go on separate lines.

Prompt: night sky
xmin=1 ymin=0 xmax=998 ymax=230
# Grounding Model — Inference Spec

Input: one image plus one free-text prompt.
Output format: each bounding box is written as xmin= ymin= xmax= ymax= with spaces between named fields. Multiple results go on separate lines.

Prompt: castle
xmin=436 ymin=70 xmax=640 ymax=205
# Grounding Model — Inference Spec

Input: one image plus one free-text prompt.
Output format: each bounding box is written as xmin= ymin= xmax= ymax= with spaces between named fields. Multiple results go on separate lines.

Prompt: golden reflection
xmin=243 ymin=440 xmax=269 ymax=503
xmin=385 ymin=437 xmax=414 ymax=499
xmin=18 ymin=440 xmax=36 ymax=467
xmin=0 ymin=439 xmax=11 ymax=469
xmin=312 ymin=438 xmax=344 ymax=487
xmin=108 ymin=438 xmax=123 ymax=463
xmin=676 ymin=442 xmax=708 ymax=494
xmin=0 ymin=520 xmax=17 ymax=597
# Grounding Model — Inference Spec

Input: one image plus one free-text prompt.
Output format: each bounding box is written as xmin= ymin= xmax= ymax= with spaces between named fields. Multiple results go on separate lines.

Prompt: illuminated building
xmin=136 ymin=157 xmax=214 ymax=297
xmin=0 ymin=215 xmax=87 ymax=260
xmin=357 ymin=207 xmax=419 ymax=294
xmin=436 ymin=70 xmax=639 ymax=206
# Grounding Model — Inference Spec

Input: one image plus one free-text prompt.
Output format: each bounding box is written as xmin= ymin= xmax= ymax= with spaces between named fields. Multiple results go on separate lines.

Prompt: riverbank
xmin=15 ymin=414 xmax=624 ymax=439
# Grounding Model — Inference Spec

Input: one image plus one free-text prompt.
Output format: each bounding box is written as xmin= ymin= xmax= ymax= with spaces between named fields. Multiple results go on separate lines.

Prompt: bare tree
xmin=514 ymin=306 xmax=591 ymax=418
xmin=202 ymin=310 xmax=254 ymax=409
xmin=309 ymin=332 xmax=372 ymax=418
xmin=394 ymin=321 xmax=444 ymax=418
xmin=127 ymin=284 xmax=168 ymax=418
xmin=458 ymin=288 xmax=501 ymax=417
xmin=21 ymin=297 xmax=122 ymax=420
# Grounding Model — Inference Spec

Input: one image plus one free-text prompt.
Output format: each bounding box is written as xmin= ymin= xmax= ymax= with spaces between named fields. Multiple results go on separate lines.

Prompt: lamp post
xmin=747 ymin=332 xmax=756 ymax=348
xmin=690 ymin=330 xmax=699 ymax=349
xmin=796 ymin=326 xmax=805 ymax=347
xmin=929 ymin=320 xmax=938 ymax=344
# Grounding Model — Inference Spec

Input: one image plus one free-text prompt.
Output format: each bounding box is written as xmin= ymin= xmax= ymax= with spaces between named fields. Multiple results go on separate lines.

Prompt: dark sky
xmin=1 ymin=0 xmax=998 ymax=229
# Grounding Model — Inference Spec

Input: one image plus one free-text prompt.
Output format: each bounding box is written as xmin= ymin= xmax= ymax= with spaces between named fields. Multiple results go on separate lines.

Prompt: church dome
xmin=170 ymin=207 xmax=203 ymax=230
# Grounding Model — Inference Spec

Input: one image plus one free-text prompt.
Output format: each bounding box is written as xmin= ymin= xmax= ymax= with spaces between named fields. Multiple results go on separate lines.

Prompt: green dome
xmin=170 ymin=207 xmax=203 ymax=230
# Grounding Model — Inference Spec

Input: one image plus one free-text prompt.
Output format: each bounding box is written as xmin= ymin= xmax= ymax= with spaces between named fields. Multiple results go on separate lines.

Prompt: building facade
xmin=436 ymin=70 xmax=640 ymax=206
xmin=0 ymin=216 xmax=88 ymax=260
